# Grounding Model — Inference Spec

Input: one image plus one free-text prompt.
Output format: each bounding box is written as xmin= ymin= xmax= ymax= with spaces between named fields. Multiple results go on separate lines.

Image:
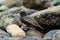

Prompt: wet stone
xmin=27 ymin=30 xmax=44 ymax=38
xmin=0 ymin=29 xmax=10 ymax=38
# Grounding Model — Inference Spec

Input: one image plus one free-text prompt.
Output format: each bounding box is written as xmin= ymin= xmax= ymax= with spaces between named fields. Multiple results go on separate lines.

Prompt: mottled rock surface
xmin=43 ymin=30 xmax=60 ymax=40
xmin=19 ymin=6 xmax=38 ymax=15
xmin=27 ymin=30 xmax=44 ymax=38
xmin=0 ymin=29 xmax=10 ymax=38
xmin=0 ymin=36 xmax=43 ymax=40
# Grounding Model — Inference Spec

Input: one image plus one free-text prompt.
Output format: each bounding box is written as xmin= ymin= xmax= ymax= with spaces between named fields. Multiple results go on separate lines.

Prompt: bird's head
xmin=20 ymin=11 xmax=27 ymax=17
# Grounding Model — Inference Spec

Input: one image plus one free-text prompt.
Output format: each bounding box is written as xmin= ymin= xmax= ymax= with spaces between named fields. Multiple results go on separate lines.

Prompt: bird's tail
xmin=36 ymin=22 xmax=44 ymax=30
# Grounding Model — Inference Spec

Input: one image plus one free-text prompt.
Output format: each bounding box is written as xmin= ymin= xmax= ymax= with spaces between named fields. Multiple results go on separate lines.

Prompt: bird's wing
xmin=23 ymin=16 xmax=44 ymax=30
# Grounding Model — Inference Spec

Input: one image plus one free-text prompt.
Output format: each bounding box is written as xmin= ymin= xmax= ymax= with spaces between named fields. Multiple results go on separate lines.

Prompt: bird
xmin=20 ymin=11 xmax=44 ymax=30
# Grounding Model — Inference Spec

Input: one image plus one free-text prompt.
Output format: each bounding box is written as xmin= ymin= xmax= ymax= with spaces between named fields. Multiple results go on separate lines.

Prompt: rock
xmin=0 ymin=36 xmax=43 ymax=40
xmin=23 ymin=0 xmax=54 ymax=10
xmin=23 ymin=0 xmax=60 ymax=10
xmin=6 ymin=24 xmax=26 ymax=37
xmin=45 ymin=0 xmax=60 ymax=6
xmin=26 ymin=30 xmax=44 ymax=38
xmin=54 ymin=33 xmax=60 ymax=40
xmin=43 ymin=30 xmax=60 ymax=40
xmin=0 ymin=19 xmax=4 ymax=28
xmin=18 ymin=6 xmax=38 ymax=15
xmin=0 ymin=5 xmax=8 ymax=11
xmin=0 ymin=0 xmax=6 ymax=5
xmin=52 ymin=30 xmax=60 ymax=40
xmin=0 ymin=29 xmax=10 ymax=38
xmin=0 ymin=0 xmax=23 ymax=8
xmin=33 ymin=11 xmax=60 ymax=32
xmin=3 ymin=18 xmax=17 ymax=28
xmin=23 ymin=0 xmax=43 ymax=8
xmin=0 ymin=7 xmax=21 ymax=28
xmin=0 ymin=16 xmax=19 ymax=28
xmin=0 ymin=6 xmax=37 ymax=16
xmin=12 ymin=0 xmax=23 ymax=7
xmin=20 ymin=36 xmax=43 ymax=40
xmin=0 ymin=7 xmax=21 ymax=16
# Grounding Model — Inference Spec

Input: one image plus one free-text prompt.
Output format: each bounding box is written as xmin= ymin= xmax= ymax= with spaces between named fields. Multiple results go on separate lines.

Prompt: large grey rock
xmin=0 ymin=6 xmax=37 ymax=16
xmin=0 ymin=14 xmax=20 ymax=28
xmin=19 ymin=36 xmax=43 ymax=40
xmin=1 ymin=13 xmax=19 ymax=27
xmin=0 ymin=7 xmax=21 ymax=16
xmin=0 ymin=29 xmax=10 ymax=38
xmin=0 ymin=7 xmax=21 ymax=28
xmin=0 ymin=19 xmax=4 ymax=28
xmin=18 ymin=6 xmax=38 ymax=15
xmin=43 ymin=30 xmax=60 ymax=40
xmin=3 ymin=18 xmax=17 ymax=28
xmin=52 ymin=30 xmax=60 ymax=40
xmin=0 ymin=36 xmax=43 ymax=40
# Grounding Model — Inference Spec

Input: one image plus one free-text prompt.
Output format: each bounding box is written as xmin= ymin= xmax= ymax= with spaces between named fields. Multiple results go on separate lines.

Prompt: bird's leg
xmin=16 ymin=19 xmax=27 ymax=28
xmin=21 ymin=23 xmax=27 ymax=29
xmin=16 ymin=19 xmax=23 ymax=26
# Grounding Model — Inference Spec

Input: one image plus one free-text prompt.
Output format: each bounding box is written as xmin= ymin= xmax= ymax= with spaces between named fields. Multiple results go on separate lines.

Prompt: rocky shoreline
xmin=0 ymin=0 xmax=60 ymax=40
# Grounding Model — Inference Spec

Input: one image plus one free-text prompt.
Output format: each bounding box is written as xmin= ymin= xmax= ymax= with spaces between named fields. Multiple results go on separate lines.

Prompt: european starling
xmin=20 ymin=11 xmax=44 ymax=30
